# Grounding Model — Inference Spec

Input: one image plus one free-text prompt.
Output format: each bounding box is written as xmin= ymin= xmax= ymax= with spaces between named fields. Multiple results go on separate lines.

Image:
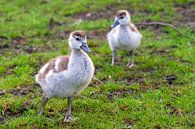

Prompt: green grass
xmin=0 ymin=0 xmax=194 ymax=128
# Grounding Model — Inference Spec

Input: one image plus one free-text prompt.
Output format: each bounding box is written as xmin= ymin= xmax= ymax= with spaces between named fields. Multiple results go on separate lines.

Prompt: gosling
xmin=107 ymin=10 xmax=142 ymax=67
xmin=35 ymin=30 xmax=95 ymax=122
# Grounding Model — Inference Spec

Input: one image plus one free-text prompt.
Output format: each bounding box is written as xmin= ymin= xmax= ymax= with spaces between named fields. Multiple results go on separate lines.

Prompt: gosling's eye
xmin=120 ymin=16 xmax=124 ymax=19
xmin=76 ymin=38 xmax=80 ymax=41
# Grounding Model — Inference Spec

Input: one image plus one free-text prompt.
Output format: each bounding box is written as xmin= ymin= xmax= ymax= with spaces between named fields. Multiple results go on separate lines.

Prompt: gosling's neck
xmin=71 ymin=48 xmax=87 ymax=59
xmin=120 ymin=22 xmax=130 ymax=28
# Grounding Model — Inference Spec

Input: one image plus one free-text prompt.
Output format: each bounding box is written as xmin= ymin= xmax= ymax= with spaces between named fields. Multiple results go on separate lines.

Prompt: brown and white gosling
xmin=35 ymin=30 xmax=95 ymax=122
xmin=107 ymin=10 xmax=142 ymax=67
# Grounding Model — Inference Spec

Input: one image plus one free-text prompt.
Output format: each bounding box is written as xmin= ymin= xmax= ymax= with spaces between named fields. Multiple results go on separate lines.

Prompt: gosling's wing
xmin=129 ymin=23 xmax=139 ymax=32
xmin=53 ymin=56 xmax=69 ymax=72
xmin=35 ymin=56 xmax=69 ymax=83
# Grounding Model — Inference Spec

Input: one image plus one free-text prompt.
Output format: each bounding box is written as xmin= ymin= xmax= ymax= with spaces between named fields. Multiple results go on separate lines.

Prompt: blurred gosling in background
xmin=107 ymin=10 xmax=142 ymax=67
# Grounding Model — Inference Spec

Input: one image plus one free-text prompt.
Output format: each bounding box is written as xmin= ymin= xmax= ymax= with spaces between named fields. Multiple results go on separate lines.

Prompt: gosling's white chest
xmin=117 ymin=27 xmax=132 ymax=48
xmin=108 ymin=25 xmax=142 ymax=51
xmin=43 ymin=52 xmax=94 ymax=98
xmin=117 ymin=26 xmax=141 ymax=50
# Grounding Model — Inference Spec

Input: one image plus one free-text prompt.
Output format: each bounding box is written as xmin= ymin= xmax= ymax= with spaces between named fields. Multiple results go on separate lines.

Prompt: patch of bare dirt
xmin=165 ymin=74 xmax=177 ymax=85
xmin=73 ymin=5 xmax=116 ymax=21
xmin=0 ymin=117 xmax=5 ymax=124
xmin=0 ymin=36 xmax=9 ymax=54
xmin=1 ymin=31 xmax=67 ymax=54
xmin=155 ymin=124 xmax=162 ymax=129
xmin=40 ymin=0 xmax=48 ymax=4
xmin=2 ymin=106 xmax=26 ymax=118
xmin=51 ymin=22 xmax=107 ymax=40
xmin=167 ymin=56 xmax=193 ymax=66
xmin=9 ymin=86 xmax=32 ymax=96
xmin=141 ymin=68 xmax=155 ymax=73
xmin=74 ymin=11 xmax=113 ymax=21
xmin=10 ymin=36 xmax=27 ymax=48
xmin=124 ymin=77 xmax=155 ymax=92
xmin=175 ymin=2 xmax=195 ymax=28
xmin=49 ymin=18 xmax=64 ymax=30
xmin=124 ymin=118 xmax=136 ymax=128
xmin=165 ymin=103 xmax=184 ymax=116
xmin=73 ymin=4 xmax=135 ymax=21
xmin=107 ymin=88 xmax=136 ymax=101
xmin=0 ymin=36 xmax=8 ymax=46
xmin=88 ymin=30 xmax=107 ymax=40
xmin=0 ymin=36 xmax=38 ymax=53
xmin=24 ymin=46 xmax=39 ymax=53
xmin=150 ymin=48 xmax=171 ymax=55
xmin=0 ymin=36 xmax=37 ymax=55
xmin=0 ymin=90 xmax=5 ymax=96
xmin=125 ymin=77 xmax=145 ymax=85
xmin=141 ymin=81 xmax=164 ymax=92
xmin=1 ymin=99 xmax=30 ymax=122
xmin=57 ymin=30 xmax=71 ymax=39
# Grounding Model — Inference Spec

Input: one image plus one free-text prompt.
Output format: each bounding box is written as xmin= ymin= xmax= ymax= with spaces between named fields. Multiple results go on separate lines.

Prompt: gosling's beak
xmin=111 ymin=20 xmax=120 ymax=28
xmin=80 ymin=42 xmax=91 ymax=52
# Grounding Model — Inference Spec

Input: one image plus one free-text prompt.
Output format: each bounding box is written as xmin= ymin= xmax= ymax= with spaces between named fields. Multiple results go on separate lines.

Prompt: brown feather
xmin=55 ymin=56 xmax=69 ymax=72
xmin=72 ymin=30 xmax=86 ymax=38
xmin=37 ymin=56 xmax=69 ymax=81
xmin=116 ymin=10 xmax=128 ymax=17
xmin=129 ymin=23 xmax=139 ymax=32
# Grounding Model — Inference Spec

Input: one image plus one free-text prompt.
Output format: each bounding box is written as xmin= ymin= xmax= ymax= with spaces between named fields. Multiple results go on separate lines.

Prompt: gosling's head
xmin=112 ymin=10 xmax=131 ymax=28
xmin=69 ymin=30 xmax=90 ymax=52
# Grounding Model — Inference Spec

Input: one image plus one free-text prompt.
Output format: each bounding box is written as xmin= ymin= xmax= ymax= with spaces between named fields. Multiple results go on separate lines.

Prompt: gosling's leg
xmin=111 ymin=50 xmax=116 ymax=66
xmin=127 ymin=50 xmax=136 ymax=68
xmin=38 ymin=96 xmax=49 ymax=115
xmin=64 ymin=97 xmax=73 ymax=122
